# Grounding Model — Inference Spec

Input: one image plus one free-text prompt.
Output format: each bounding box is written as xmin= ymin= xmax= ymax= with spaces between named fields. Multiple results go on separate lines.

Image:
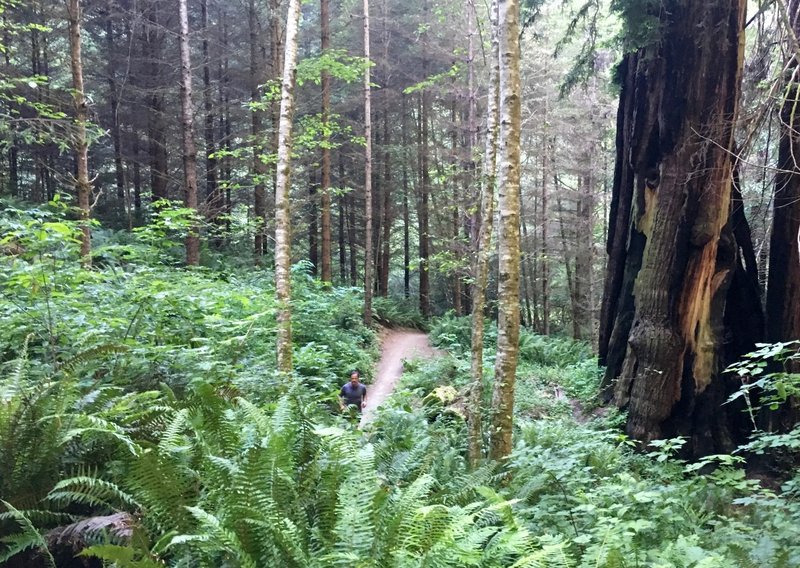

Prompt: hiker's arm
xmin=362 ymin=386 xmax=367 ymax=408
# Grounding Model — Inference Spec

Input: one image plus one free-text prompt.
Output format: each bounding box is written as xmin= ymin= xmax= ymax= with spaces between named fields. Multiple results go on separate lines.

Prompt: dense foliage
xmin=3 ymin=204 xmax=799 ymax=566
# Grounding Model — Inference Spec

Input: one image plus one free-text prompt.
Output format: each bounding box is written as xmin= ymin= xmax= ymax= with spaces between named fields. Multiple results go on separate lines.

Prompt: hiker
xmin=340 ymin=370 xmax=367 ymax=413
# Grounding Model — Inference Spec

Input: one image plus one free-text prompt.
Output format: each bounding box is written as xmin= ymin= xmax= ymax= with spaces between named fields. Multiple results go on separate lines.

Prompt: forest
xmin=1 ymin=0 xmax=799 ymax=565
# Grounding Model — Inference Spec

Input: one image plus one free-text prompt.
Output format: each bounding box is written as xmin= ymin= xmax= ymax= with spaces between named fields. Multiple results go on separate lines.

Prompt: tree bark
xmin=767 ymin=0 xmax=800 ymax=360
xmin=105 ymin=14 xmax=125 ymax=203
xmin=250 ymin=0 xmax=268 ymax=263
xmin=489 ymin=0 xmax=522 ymax=462
xmin=419 ymin=92 xmax=431 ymax=318
xmin=274 ymin=0 xmax=302 ymax=374
xmin=66 ymin=0 xmax=92 ymax=267
xmin=380 ymin=108 xmax=392 ymax=296
xmin=363 ymin=0 xmax=374 ymax=325
xmin=320 ymin=0 xmax=333 ymax=283
xmin=201 ymin=0 xmax=220 ymax=232
xmin=599 ymin=0 xmax=760 ymax=455
xmin=309 ymin=170 xmax=319 ymax=275
xmin=144 ymin=2 xmax=168 ymax=202
xmin=468 ymin=0 xmax=499 ymax=469
xmin=402 ymin=94 xmax=411 ymax=299
xmin=178 ymin=0 xmax=200 ymax=266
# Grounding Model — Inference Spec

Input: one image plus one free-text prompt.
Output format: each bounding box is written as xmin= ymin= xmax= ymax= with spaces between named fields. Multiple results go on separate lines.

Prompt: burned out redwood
xmin=598 ymin=0 xmax=763 ymax=456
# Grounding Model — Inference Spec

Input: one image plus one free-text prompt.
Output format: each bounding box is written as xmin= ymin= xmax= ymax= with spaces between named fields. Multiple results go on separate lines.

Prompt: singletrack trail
xmin=360 ymin=329 xmax=439 ymax=425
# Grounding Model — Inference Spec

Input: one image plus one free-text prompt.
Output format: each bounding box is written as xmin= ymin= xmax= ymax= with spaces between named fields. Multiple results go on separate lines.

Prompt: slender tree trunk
xmin=309 ymin=169 xmax=319 ymax=275
xmin=540 ymin=130 xmax=550 ymax=334
xmin=339 ymin=191 xmax=347 ymax=283
xmin=520 ymin=196 xmax=534 ymax=329
xmin=250 ymin=0 xmax=268 ymax=263
xmin=178 ymin=0 xmax=200 ymax=266
xmin=468 ymin=0 xmax=499 ymax=468
xmin=489 ymin=0 xmax=522 ymax=462
xmin=274 ymin=0 xmax=302 ymax=373
xmin=402 ymin=94 xmax=411 ymax=299
xmin=144 ymin=3 xmax=168 ymax=202
xmin=201 ymin=0 xmax=220 ymax=232
xmin=363 ymin=0 xmax=374 ymax=325
xmin=132 ymin=136 xmax=142 ymax=213
xmin=599 ymin=0 xmax=760 ymax=455
xmin=320 ymin=0 xmax=333 ymax=282
xmin=419 ymin=93 xmax=431 ymax=317
xmin=66 ymin=0 xmax=91 ymax=267
xmin=105 ymin=15 xmax=125 ymax=202
xmin=380 ymin=108 xmax=392 ymax=296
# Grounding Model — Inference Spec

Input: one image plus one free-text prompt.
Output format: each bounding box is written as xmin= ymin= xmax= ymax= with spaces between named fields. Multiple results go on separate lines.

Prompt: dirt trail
xmin=360 ymin=329 xmax=439 ymax=425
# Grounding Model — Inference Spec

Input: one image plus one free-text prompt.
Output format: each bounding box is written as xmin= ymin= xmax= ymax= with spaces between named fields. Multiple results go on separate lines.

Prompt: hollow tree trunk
xmin=598 ymin=0 xmax=762 ymax=456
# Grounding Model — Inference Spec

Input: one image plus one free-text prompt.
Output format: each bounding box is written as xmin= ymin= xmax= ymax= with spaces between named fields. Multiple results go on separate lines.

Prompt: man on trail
xmin=340 ymin=370 xmax=367 ymax=413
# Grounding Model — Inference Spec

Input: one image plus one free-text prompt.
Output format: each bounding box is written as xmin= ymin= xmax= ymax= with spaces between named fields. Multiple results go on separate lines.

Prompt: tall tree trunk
xmin=132 ymin=136 xmax=142 ymax=213
xmin=380 ymin=108 xmax=392 ymax=296
xmin=274 ymin=0 xmax=302 ymax=374
xmin=489 ymin=0 xmax=521 ymax=462
xmin=540 ymin=130 xmax=550 ymax=334
xmin=250 ymin=0 xmax=268 ymax=263
xmin=320 ymin=0 xmax=333 ymax=282
xmin=363 ymin=0 xmax=374 ymax=325
xmin=201 ymin=0 xmax=219 ymax=231
xmin=178 ymin=0 xmax=200 ymax=266
xmin=419 ymin=93 xmax=431 ymax=318
xmin=339 ymin=191 xmax=347 ymax=283
xmin=402 ymin=94 xmax=411 ymax=299
xmin=66 ymin=0 xmax=91 ymax=266
xmin=767 ymin=0 xmax=800 ymax=362
xmin=468 ymin=0 xmax=499 ymax=468
xmin=309 ymin=169 xmax=319 ymax=274
xmin=144 ymin=2 xmax=168 ymax=202
xmin=599 ymin=0 xmax=761 ymax=455
xmin=105 ymin=14 xmax=125 ymax=202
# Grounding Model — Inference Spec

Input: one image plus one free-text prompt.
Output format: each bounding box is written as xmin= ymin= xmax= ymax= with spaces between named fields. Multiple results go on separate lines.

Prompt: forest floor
xmin=360 ymin=328 xmax=440 ymax=425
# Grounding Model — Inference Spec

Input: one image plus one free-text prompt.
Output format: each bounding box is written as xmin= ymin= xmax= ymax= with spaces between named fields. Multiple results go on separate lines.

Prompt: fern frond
xmin=0 ymin=500 xmax=56 ymax=568
xmin=47 ymin=475 xmax=140 ymax=510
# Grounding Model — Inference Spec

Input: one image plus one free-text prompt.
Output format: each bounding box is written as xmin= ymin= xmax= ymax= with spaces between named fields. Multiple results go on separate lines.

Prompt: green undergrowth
xmin=2 ymin=203 xmax=799 ymax=567
xmin=372 ymin=314 xmax=800 ymax=567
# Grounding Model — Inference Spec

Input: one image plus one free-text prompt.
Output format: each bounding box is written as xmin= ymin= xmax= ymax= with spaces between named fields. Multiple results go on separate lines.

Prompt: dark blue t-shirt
xmin=340 ymin=382 xmax=366 ymax=406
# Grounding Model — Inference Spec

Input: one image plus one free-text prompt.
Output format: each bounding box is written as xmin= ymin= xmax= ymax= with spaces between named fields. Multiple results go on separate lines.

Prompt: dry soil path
xmin=360 ymin=328 xmax=440 ymax=425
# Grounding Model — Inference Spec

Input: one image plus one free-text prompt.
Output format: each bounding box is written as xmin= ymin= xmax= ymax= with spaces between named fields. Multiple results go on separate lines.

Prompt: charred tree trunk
xmin=598 ymin=0 xmax=761 ymax=456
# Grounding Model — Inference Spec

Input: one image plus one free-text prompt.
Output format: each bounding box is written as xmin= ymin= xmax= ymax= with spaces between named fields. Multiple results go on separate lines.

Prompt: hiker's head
xmin=350 ymin=371 xmax=360 ymax=385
